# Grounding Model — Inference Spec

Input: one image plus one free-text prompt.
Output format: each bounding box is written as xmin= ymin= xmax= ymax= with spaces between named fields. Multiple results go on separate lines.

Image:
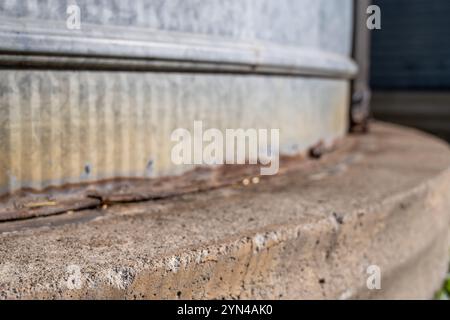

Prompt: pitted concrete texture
xmin=0 ymin=122 xmax=449 ymax=299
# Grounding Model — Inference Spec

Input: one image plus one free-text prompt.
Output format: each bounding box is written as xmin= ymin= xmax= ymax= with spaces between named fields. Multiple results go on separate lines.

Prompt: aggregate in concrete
xmin=0 ymin=123 xmax=449 ymax=299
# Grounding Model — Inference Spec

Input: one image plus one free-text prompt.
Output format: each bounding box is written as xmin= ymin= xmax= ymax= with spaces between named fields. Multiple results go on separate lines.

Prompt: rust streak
xmin=0 ymin=136 xmax=353 ymax=223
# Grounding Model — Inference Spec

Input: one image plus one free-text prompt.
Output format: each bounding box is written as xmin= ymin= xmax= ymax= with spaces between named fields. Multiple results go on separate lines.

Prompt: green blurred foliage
xmin=435 ymin=272 xmax=450 ymax=300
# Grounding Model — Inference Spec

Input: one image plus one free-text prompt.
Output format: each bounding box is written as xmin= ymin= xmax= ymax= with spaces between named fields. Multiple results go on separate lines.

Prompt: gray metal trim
xmin=350 ymin=0 xmax=371 ymax=131
xmin=0 ymin=17 xmax=357 ymax=78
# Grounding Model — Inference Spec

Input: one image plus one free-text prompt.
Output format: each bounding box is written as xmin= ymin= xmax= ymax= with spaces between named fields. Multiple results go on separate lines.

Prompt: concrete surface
xmin=0 ymin=122 xmax=449 ymax=299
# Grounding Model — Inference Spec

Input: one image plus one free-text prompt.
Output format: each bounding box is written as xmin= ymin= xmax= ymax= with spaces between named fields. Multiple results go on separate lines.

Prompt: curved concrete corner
xmin=0 ymin=122 xmax=449 ymax=299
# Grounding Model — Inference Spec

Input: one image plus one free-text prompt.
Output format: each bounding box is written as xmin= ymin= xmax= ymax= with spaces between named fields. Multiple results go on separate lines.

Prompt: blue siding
xmin=370 ymin=0 xmax=450 ymax=89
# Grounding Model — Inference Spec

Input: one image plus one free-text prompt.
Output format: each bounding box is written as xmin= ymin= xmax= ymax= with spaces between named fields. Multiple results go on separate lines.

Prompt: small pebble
xmin=252 ymin=177 xmax=260 ymax=184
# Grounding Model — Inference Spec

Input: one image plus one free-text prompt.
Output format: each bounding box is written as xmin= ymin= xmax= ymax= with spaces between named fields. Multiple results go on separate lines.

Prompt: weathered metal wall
xmin=0 ymin=0 xmax=354 ymax=63
xmin=0 ymin=72 xmax=349 ymax=194
xmin=0 ymin=0 xmax=355 ymax=195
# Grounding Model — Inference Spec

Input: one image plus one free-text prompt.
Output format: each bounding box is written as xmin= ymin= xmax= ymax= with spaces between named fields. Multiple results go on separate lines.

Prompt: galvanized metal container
xmin=0 ymin=0 xmax=356 ymax=195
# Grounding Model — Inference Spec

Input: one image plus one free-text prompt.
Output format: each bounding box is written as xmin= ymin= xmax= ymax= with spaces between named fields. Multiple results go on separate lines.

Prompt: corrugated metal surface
xmin=0 ymin=71 xmax=349 ymax=195
xmin=0 ymin=0 xmax=356 ymax=77
xmin=0 ymin=0 xmax=355 ymax=196
xmin=0 ymin=0 xmax=354 ymax=56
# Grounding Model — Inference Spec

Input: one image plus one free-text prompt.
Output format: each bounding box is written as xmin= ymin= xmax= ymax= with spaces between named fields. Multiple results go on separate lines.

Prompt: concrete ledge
xmin=0 ymin=122 xmax=449 ymax=299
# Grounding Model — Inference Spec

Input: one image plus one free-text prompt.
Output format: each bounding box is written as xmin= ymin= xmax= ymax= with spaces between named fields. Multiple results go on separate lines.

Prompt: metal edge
xmin=350 ymin=0 xmax=372 ymax=131
xmin=0 ymin=17 xmax=358 ymax=78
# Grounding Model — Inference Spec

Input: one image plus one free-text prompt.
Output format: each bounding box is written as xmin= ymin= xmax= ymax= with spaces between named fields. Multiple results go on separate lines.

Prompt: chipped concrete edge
xmin=1 ymin=123 xmax=450 ymax=300
xmin=21 ymin=169 xmax=450 ymax=300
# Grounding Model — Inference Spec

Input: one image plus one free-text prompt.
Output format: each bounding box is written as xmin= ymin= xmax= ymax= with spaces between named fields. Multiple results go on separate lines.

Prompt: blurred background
xmin=370 ymin=0 xmax=450 ymax=142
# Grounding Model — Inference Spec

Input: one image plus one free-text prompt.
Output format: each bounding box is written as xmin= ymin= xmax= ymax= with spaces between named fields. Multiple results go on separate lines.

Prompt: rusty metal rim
xmin=0 ymin=137 xmax=353 ymax=224
xmin=0 ymin=164 xmax=275 ymax=223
